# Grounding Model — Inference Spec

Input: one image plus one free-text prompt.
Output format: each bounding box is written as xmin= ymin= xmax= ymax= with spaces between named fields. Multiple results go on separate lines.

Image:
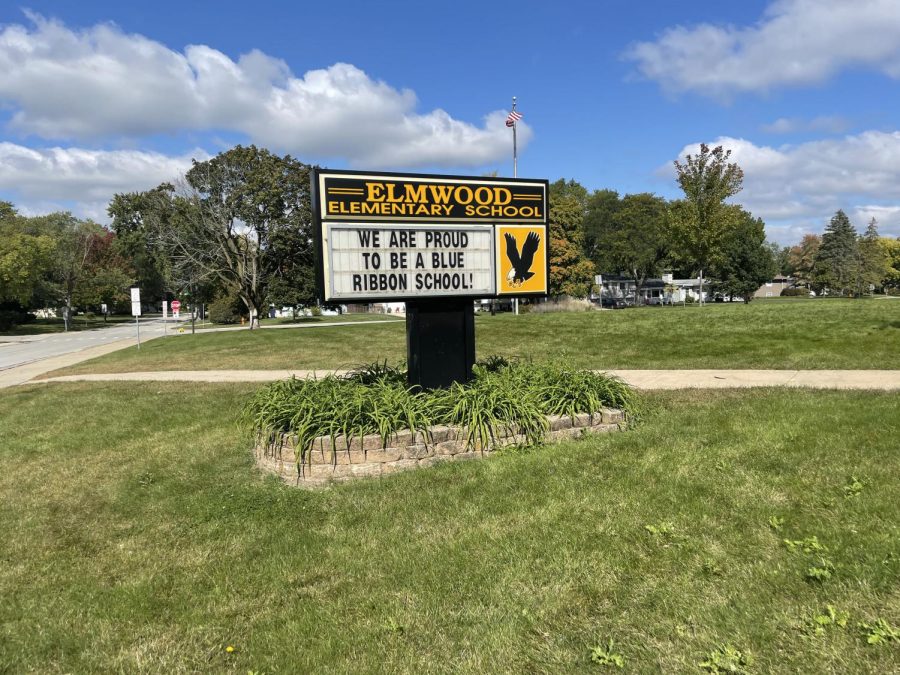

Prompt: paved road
xmin=0 ymin=319 xmax=170 ymax=372
xmin=34 ymin=368 xmax=900 ymax=390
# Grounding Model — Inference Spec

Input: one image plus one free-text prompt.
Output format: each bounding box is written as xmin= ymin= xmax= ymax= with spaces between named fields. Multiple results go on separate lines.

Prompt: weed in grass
xmin=644 ymin=521 xmax=675 ymax=539
xmin=699 ymin=644 xmax=753 ymax=674
xmin=859 ymin=619 xmax=900 ymax=645
xmin=804 ymin=605 xmax=849 ymax=636
xmin=805 ymin=558 xmax=836 ymax=582
xmin=784 ymin=536 xmax=827 ymax=554
xmin=589 ymin=639 xmax=625 ymax=668
xmin=843 ymin=475 xmax=865 ymax=498
xmin=383 ymin=618 xmax=405 ymax=635
xmin=768 ymin=516 xmax=784 ymax=531
xmin=701 ymin=559 xmax=725 ymax=577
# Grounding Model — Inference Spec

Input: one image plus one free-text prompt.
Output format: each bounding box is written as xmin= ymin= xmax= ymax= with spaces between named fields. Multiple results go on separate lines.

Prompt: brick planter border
xmin=255 ymin=408 xmax=626 ymax=487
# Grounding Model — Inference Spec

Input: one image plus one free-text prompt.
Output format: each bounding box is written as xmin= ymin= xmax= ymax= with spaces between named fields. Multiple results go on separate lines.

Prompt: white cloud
xmin=0 ymin=142 xmax=205 ymax=219
xmin=624 ymin=0 xmax=900 ymax=97
xmin=761 ymin=115 xmax=849 ymax=134
xmin=0 ymin=13 xmax=528 ymax=167
xmin=851 ymin=205 xmax=900 ymax=236
xmin=667 ymin=131 xmax=900 ymax=241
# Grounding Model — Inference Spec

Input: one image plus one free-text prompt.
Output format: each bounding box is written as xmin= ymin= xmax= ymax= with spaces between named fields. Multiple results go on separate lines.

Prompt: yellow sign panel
xmin=496 ymin=225 xmax=548 ymax=295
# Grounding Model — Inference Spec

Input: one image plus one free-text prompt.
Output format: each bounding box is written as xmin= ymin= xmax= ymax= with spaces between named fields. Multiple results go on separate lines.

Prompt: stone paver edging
xmin=258 ymin=408 xmax=626 ymax=487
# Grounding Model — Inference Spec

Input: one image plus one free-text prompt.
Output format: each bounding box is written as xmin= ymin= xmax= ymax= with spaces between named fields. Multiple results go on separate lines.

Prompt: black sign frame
xmin=312 ymin=168 xmax=550 ymax=304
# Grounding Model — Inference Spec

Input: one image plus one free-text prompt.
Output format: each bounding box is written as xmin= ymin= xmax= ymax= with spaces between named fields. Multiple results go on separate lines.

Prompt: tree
xmin=854 ymin=218 xmax=890 ymax=295
xmin=788 ymin=234 xmax=821 ymax=289
xmin=878 ymin=237 xmax=900 ymax=290
xmin=582 ymin=189 xmax=621 ymax=263
xmin=0 ymin=204 xmax=55 ymax=306
xmin=671 ymin=144 xmax=744 ymax=303
xmin=813 ymin=210 xmax=858 ymax=296
xmin=549 ymin=178 xmax=590 ymax=211
xmin=766 ymin=242 xmax=792 ymax=276
xmin=590 ymin=193 xmax=669 ymax=304
xmin=31 ymin=214 xmax=132 ymax=328
xmin=548 ymin=190 xmax=595 ymax=298
xmin=110 ymin=146 xmax=315 ymax=328
xmin=108 ymin=187 xmax=172 ymax=302
xmin=711 ymin=206 xmax=776 ymax=303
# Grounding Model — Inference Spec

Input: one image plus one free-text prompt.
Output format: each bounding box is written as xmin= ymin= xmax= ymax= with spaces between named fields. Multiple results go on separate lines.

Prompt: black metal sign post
xmin=406 ymin=298 xmax=476 ymax=389
xmin=312 ymin=169 xmax=549 ymax=389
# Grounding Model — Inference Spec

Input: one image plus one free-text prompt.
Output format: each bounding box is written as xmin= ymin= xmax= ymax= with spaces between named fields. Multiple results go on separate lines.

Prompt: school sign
xmin=312 ymin=169 xmax=550 ymax=303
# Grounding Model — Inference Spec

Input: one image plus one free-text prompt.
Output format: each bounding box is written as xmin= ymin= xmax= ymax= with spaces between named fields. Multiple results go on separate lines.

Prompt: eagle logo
xmin=504 ymin=231 xmax=540 ymax=287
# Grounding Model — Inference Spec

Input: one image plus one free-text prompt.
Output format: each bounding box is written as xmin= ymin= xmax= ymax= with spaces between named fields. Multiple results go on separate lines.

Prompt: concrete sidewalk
xmin=0 ymin=337 xmax=154 ymax=388
xmin=0 ymin=318 xmax=403 ymax=388
xmin=32 ymin=369 xmax=900 ymax=390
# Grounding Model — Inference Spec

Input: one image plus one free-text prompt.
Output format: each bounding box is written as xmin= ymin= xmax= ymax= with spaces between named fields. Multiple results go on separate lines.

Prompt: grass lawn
xmin=46 ymin=298 xmax=900 ymax=376
xmin=191 ymin=312 xmax=404 ymax=329
xmin=0 ymin=314 xmax=137 ymax=336
xmin=1 ymin=383 xmax=897 ymax=672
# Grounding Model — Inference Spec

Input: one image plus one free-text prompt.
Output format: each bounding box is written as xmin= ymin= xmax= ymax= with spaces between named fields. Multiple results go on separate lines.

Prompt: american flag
xmin=505 ymin=110 xmax=523 ymax=127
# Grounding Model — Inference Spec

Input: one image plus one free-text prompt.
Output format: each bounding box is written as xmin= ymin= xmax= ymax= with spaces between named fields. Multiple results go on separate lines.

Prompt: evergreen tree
xmin=855 ymin=218 xmax=890 ymax=294
xmin=813 ymin=210 xmax=858 ymax=296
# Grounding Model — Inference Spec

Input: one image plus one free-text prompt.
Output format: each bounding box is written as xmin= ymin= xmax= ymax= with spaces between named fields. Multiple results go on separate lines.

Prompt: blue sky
xmin=1 ymin=0 xmax=899 ymax=244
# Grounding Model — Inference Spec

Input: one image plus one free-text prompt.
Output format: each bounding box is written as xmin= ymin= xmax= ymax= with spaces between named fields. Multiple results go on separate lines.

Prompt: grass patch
xmin=0 ymin=314 xmax=137 ymax=336
xmin=192 ymin=312 xmax=404 ymax=329
xmin=45 ymin=298 xmax=900 ymax=375
xmin=246 ymin=360 xmax=637 ymax=460
xmin=1 ymin=383 xmax=898 ymax=672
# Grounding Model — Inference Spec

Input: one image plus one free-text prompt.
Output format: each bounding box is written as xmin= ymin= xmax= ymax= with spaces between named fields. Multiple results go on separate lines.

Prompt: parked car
xmin=596 ymin=297 xmax=628 ymax=309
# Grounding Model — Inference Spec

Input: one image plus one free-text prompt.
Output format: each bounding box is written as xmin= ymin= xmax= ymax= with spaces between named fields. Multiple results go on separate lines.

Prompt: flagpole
xmin=512 ymin=96 xmax=518 ymax=178
xmin=512 ymin=96 xmax=519 ymax=316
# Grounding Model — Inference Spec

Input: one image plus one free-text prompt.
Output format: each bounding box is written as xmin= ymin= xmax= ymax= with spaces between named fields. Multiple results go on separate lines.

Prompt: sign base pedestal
xmin=405 ymin=299 xmax=475 ymax=389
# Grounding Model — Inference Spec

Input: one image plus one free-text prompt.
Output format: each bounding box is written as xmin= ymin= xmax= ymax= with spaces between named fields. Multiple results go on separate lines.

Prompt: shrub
xmin=245 ymin=360 xmax=638 ymax=466
xmin=0 ymin=303 xmax=36 ymax=330
xmin=530 ymin=297 xmax=594 ymax=313
xmin=781 ymin=287 xmax=808 ymax=297
xmin=208 ymin=292 xmax=244 ymax=324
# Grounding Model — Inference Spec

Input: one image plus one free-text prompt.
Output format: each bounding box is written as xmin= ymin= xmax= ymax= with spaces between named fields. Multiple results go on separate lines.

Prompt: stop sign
xmin=171 ymin=300 xmax=181 ymax=312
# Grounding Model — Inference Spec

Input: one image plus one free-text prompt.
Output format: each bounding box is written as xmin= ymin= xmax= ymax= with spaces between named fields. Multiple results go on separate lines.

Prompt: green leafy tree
xmin=671 ymin=144 xmax=744 ymax=303
xmin=591 ymin=193 xmax=670 ymax=304
xmin=0 ymin=203 xmax=55 ymax=306
xmin=108 ymin=186 xmax=173 ymax=302
xmin=813 ymin=210 xmax=858 ymax=296
xmin=549 ymin=178 xmax=589 ymax=210
xmin=109 ymin=145 xmax=315 ymax=327
xmin=766 ymin=242 xmax=792 ymax=276
xmin=582 ymin=189 xmax=621 ymax=263
xmin=548 ymin=188 xmax=595 ymax=298
xmin=712 ymin=206 xmax=776 ymax=303
xmin=878 ymin=237 xmax=900 ymax=290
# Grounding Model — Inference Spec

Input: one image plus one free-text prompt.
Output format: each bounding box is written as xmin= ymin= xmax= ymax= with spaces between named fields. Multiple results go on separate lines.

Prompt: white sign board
xmin=162 ymin=300 xmax=168 ymax=320
xmin=324 ymin=224 xmax=495 ymax=300
xmin=130 ymin=287 xmax=141 ymax=317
